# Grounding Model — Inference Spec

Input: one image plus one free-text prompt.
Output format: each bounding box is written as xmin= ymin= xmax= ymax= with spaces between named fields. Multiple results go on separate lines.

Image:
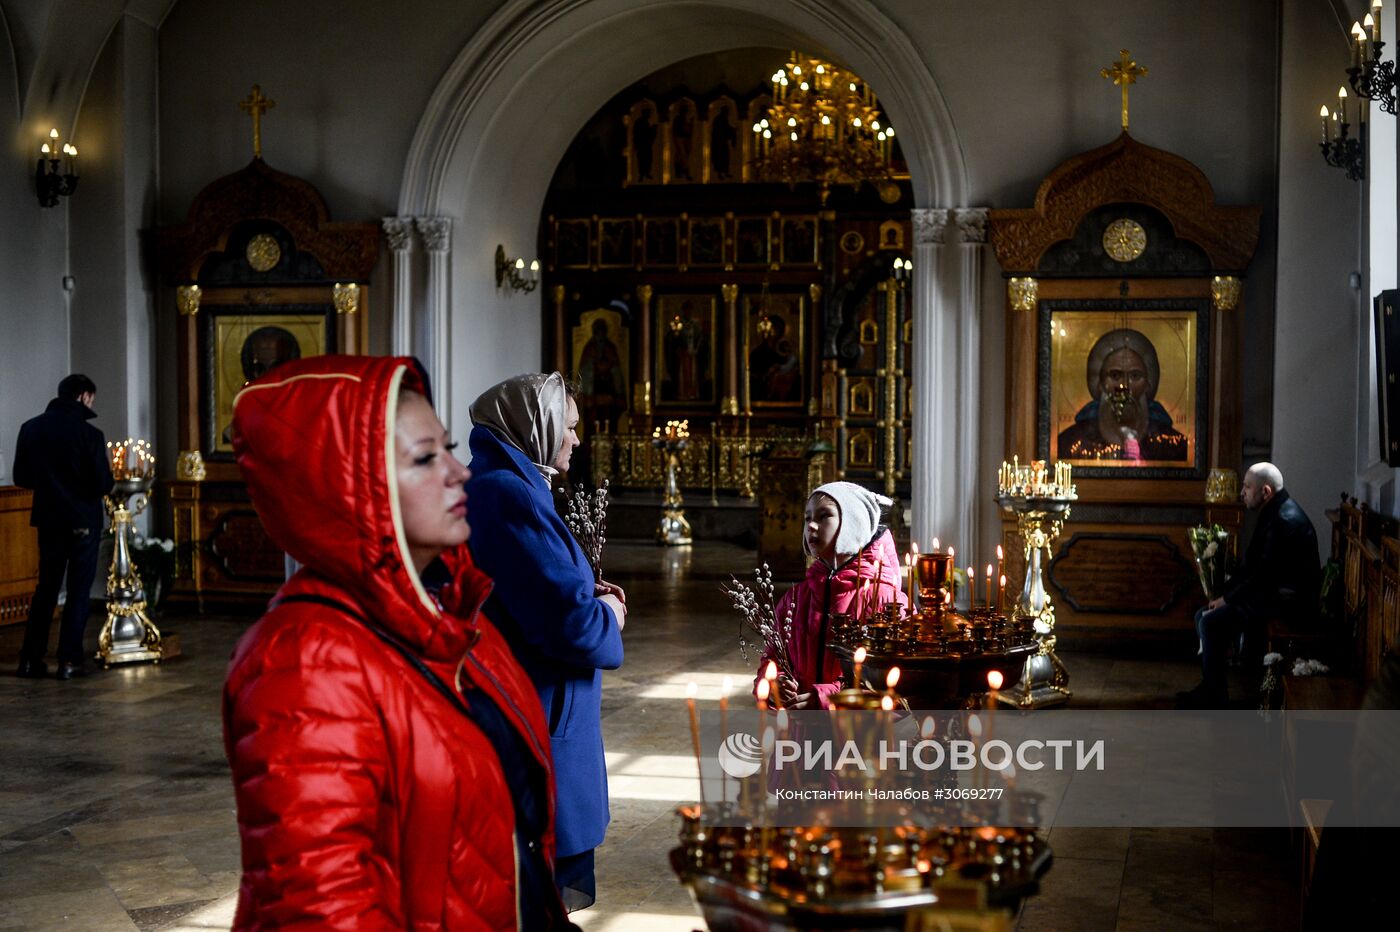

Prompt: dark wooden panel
xmin=0 ymin=487 xmax=39 ymax=625
xmin=1049 ymin=532 xmax=1194 ymax=615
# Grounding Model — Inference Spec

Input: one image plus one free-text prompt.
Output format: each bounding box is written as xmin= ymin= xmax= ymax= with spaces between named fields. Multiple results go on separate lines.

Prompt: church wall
xmin=1273 ymin=0 xmax=1363 ymax=533
xmin=69 ymin=17 xmax=160 ymax=455
xmin=0 ymin=12 xmax=70 ymax=481
xmin=154 ymin=1 xmax=1298 ymax=539
xmin=1361 ymin=3 xmax=1399 ymax=513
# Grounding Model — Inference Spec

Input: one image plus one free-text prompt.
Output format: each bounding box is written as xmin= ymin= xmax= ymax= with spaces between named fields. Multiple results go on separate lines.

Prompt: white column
xmin=953 ymin=208 xmax=989 ymax=562
xmin=382 ymin=218 xmax=416 ymax=358
xmin=415 ymin=217 xmax=452 ymax=428
xmin=910 ymin=208 xmax=951 ymax=548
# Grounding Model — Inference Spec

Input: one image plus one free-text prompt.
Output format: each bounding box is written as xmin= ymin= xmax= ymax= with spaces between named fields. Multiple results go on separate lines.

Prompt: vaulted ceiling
xmin=0 ymin=0 xmax=174 ymax=131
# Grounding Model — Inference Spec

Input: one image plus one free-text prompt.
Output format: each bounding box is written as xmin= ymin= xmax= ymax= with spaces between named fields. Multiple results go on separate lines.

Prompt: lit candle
xmin=765 ymin=660 xmax=783 ymax=711
xmin=995 ymin=545 xmax=1004 ymax=601
xmin=1352 ymin=20 xmax=1365 ymax=68
xmin=985 ymin=564 xmax=993 ymax=607
xmin=720 ymin=675 xmax=732 ymax=801
xmin=932 ymin=537 xmax=940 ymax=553
xmin=1321 ymin=105 xmax=1330 ymax=144
xmin=886 ymin=666 xmax=901 ymax=694
xmin=757 ymin=676 xmax=771 ymax=712
xmin=909 ymin=542 xmax=920 ymax=608
xmin=999 ymin=574 xmax=1007 ymax=613
xmin=1367 ymin=11 xmax=1379 ymax=44
xmin=1375 ymin=2 xmax=1384 ymax=43
xmin=1339 ymin=85 xmax=1349 ymax=127
xmin=853 ymin=646 xmax=866 ymax=691
xmin=685 ymin=682 xmax=704 ymax=795
xmin=968 ymin=711 xmax=984 ymax=790
xmin=966 ymin=565 xmax=974 ymax=609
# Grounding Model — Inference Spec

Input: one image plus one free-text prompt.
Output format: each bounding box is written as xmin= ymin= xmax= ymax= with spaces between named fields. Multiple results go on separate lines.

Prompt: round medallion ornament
xmin=1102 ymin=219 xmax=1147 ymax=263
xmin=839 ymin=231 xmax=865 ymax=254
xmin=245 ymin=234 xmax=282 ymax=272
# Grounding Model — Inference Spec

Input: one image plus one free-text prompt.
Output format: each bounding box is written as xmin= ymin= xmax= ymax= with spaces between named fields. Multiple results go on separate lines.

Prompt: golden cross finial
xmin=237 ymin=84 xmax=276 ymax=159
xmin=1099 ymin=49 xmax=1147 ymax=131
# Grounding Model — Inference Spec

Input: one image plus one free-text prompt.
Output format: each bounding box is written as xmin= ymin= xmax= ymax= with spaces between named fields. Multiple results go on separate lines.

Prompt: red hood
xmin=232 ymin=355 xmax=488 ymax=660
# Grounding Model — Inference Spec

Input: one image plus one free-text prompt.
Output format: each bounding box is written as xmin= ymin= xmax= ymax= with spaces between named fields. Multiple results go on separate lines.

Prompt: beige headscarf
xmin=469 ymin=372 xmax=569 ymax=482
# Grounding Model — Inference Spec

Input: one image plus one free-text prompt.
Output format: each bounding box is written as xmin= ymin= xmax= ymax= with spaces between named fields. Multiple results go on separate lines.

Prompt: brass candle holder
xmin=96 ymin=439 xmax=165 ymax=668
xmin=653 ymin=419 xmax=692 ymax=546
xmin=995 ymin=457 xmax=1075 ymax=710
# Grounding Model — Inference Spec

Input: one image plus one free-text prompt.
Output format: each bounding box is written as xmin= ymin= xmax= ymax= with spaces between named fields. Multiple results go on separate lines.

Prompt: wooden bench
xmin=1298 ymin=798 xmax=1332 ymax=921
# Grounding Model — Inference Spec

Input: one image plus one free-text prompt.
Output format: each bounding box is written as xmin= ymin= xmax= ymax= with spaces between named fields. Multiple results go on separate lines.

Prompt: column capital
xmin=911 ymin=208 xmax=951 ymax=245
xmin=952 ymin=207 xmax=989 ymax=244
xmin=382 ymin=217 xmax=415 ymax=253
xmin=414 ymin=216 xmax=452 ymax=253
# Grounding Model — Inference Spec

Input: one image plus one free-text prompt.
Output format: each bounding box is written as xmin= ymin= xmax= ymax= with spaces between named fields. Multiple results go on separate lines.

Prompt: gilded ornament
xmin=839 ymin=230 xmax=865 ymax=254
xmin=333 ymin=282 xmax=360 ymax=315
xmin=1102 ymin=218 xmax=1147 ymax=262
xmin=1205 ymin=468 xmax=1239 ymax=503
xmin=176 ymin=450 xmax=206 ymax=482
xmin=246 ymin=233 xmax=282 ymax=272
xmin=176 ymin=284 xmax=202 ymax=317
xmin=1008 ymin=277 xmax=1039 ymax=311
xmin=1211 ymin=275 xmax=1241 ymax=311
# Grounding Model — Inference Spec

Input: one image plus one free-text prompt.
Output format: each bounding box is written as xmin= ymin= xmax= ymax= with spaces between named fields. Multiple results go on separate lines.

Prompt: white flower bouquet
xmin=1188 ymin=524 xmax=1232 ymax=599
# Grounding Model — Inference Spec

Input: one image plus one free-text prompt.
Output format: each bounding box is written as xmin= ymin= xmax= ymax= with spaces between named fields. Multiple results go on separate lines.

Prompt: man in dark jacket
xmin=1178 ymin=462 xmax=1319 ymax=707
xmin=12 ymin=374 xmax=115 ymax=679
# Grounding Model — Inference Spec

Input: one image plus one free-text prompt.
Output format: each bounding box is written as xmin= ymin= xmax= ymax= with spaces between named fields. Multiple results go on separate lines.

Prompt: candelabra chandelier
xmin=751 ymin=54 xmax=896 ymax=203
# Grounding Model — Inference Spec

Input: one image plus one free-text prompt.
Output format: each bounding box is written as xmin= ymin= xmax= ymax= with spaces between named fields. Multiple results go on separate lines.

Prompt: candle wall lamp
xmin=495 ymin=244 xmax=540 ymax=293
xmin=1319 ymin=2 xmax=1393 ymax=182
xmin=1348 ymin=4 xmax=1396 ymax=114
xmin=36 ymin=128 xmax=79 ymax=207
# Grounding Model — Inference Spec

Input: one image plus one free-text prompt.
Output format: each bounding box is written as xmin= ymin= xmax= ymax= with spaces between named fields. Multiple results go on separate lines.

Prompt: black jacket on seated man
xmin=1222 ymin=487 xmax=1320 ymax=623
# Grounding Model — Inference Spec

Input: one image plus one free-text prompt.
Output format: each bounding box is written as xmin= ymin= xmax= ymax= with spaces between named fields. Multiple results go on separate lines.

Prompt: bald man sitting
xmin=1177 ymin=463 xmax=1320 ymax=708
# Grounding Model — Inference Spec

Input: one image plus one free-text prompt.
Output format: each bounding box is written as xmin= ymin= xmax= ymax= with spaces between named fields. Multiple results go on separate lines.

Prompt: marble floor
xmin=0 ymin=541 xmax=1293 ymax=931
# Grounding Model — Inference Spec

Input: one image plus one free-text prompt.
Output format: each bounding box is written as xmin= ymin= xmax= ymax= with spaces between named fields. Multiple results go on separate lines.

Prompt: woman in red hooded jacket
xmin=757 ymin=481 xmax=908 ymax=710
xmin=225 ymin=355 xmax=569 ymax=929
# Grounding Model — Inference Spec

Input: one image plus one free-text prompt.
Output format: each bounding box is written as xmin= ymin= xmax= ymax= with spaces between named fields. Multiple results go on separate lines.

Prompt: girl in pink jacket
xmin=758 ymin=482 xmax=908 ymax=710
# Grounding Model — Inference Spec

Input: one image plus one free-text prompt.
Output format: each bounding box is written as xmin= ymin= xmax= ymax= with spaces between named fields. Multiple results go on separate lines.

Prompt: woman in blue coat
xmin=466 ymin=372 xmax=626 ymax=912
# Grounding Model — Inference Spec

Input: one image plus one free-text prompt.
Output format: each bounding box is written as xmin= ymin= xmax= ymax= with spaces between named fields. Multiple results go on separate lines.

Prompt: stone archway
xmin=393 ymin=0 xmax=971 ymax=545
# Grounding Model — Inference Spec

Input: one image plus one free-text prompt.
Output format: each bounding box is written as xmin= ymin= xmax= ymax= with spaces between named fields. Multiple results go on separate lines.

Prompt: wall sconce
xmin=1319 ymin=89 xmax=1367 ymax=181
xmin=1347 ymin=5 xmax=1395 ymax=113
xmin=36 ymin=128 xmax=79 ymax=207
xmin=891 ymin=256 xmax=913 ymax=283
xmin=495 ymin=244 xmax=540 ymax=293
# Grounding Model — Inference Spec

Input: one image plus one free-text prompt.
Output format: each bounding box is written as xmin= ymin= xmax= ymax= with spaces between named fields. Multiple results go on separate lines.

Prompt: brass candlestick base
xmin=97 ymin=477 xmax=165 ymax=668
xmin=996 ymin=497 xmax=1072 ymax=709
xmin=655 ymin=439 xmax=692 ymax=546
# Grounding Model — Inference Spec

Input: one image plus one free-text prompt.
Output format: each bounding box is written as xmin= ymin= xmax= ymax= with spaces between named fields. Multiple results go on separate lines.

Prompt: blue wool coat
xmin=465 ymin=426 xmax=624 ymax=857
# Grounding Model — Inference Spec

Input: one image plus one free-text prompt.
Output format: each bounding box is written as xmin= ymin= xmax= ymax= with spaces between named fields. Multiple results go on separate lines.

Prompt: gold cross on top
xmin=238 ymin=84 xmax=276 ymax=159
xmin=1099 ymin=49 xmax=1147 ymax=131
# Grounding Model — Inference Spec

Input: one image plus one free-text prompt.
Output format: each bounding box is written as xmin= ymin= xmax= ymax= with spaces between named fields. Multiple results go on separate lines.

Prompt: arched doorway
xmin=395 ymin=0 xmax=969 ymax=544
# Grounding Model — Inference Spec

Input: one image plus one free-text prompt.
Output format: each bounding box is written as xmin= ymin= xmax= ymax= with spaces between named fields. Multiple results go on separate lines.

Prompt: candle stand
xmin=653 ymin=419 xmax=693 ymax=546
xmin=96 ymin=439 xmax=166 ymax=667
xmin=995 ymin=458 xmax=1075 ymax=710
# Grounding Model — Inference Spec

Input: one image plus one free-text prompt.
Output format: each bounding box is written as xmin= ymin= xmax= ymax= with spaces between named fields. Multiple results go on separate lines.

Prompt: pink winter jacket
xmin=755 ymin=529 xmax=909 ymax=710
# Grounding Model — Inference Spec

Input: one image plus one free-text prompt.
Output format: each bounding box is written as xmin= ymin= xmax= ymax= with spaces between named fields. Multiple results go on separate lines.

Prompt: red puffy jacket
xmin=225 ymin=356 xmax=561 ymax=929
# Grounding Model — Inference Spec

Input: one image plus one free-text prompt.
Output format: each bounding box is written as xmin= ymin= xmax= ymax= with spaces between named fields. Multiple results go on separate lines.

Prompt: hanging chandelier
xmin=751 ymin=54 xmax=897 ymax=203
